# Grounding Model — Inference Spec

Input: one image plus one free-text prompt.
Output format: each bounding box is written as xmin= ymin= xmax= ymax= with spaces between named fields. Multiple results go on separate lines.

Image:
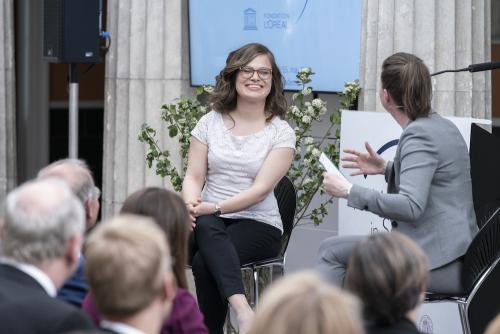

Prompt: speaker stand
xmin=68 ymin=63 xmax=79 ymax=158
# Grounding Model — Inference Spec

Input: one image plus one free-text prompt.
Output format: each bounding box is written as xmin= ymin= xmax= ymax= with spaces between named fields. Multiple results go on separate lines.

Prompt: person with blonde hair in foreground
xmin=249 ymin=271 xmax=365 ymax=334
xmin=84 ymin=215 xmax=176 ymax=334
xmin=485 ymin=313 xmax=500 ymax=334
xmin=82 ymin=187 xmax=207 ymax=333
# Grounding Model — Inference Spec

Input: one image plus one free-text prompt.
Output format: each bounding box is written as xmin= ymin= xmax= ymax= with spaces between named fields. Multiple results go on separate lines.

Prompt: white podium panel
xmin=417 ymin=302 xmax=465 ymax=334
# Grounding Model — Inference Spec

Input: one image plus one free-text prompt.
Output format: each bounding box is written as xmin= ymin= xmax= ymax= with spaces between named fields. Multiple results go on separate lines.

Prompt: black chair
xmin=239 ymin=176 xmax=297 ymax=307
xmin=475 ymin=200 xmax=500 ymax=229
xmin=425 ymin=206 xmax=500 ymax=334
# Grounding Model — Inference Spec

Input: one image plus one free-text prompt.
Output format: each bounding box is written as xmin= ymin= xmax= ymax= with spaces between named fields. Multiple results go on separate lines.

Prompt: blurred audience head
xmin=381 ymin=52 xmax=432 ymax=120
xmin=346 ymin=232 xmax=428 ymax=326
xmin=85 ymin=215 xmax=174 ymax=324
xmin=63 ymin=330 xmax=110 ymax=334
xmin=485 ymin=313 xmax=500 ymax=334
xmin=1 ymin=178 xmax=85 ymax=284
xmin=120 ymin=187 xmax=190 ymax=289
xmin=250 ymin=271 xmax=364 ymax=334
xmin=210 ymin=42 xmax=287 ymax=119
xmin=38 ymin=159 xmax=100 ymax=229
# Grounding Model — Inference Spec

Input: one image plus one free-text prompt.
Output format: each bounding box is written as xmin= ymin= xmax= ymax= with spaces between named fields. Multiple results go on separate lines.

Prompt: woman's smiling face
xmin=235 ymin=54 xmax=273 ymax=103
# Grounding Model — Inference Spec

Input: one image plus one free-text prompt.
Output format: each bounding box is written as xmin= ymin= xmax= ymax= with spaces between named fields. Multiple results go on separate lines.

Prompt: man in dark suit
xmin=38 ymin=158 xmax=101 ymax=307
xmin=0 ymin=178 xmax=94 ymax=333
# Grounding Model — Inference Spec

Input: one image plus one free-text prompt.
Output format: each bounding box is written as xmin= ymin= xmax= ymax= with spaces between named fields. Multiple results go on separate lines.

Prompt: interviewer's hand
xmin=341 ymin=141 xmax=387 ymax=176
xmin=322 ymin=172 xmax=352 ymax=199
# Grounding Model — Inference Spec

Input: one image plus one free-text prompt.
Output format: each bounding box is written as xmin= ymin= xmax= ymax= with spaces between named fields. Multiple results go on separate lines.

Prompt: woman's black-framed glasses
xmin=239 ymin=66 xmax=273 ymax=80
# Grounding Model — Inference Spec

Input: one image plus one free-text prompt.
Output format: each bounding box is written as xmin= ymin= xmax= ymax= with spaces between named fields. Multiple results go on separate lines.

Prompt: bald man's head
xmin=38 ymin=159 xmax=100 ymax=229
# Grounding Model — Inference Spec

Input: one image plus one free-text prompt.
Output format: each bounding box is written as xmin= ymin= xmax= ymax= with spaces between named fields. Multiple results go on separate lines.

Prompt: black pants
xmin=191 ymin=215 xmax=281 ymax=334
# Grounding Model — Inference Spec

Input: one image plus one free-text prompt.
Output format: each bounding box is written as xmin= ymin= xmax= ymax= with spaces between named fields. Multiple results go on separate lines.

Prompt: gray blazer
xmin=348 ymin=112 xmax=478 ymax=269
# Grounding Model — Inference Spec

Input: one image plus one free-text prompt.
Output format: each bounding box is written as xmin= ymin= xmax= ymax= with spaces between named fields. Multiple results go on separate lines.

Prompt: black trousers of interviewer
xmin=191 ymin=214 xmax=281 ymax=334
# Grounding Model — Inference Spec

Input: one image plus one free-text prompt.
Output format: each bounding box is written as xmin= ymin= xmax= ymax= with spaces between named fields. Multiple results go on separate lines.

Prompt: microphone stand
xmin=69 ymin=63 xmax=79 ymax=158
xmin=431 ymin=67 xmax=469 ymax=76
xmin=432 ymin=61 xmax=500 ymax=76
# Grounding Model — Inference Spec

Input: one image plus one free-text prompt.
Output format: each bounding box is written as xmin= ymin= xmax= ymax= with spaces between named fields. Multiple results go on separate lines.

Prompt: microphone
xmin=467 ymin=61 xmax=500 ymax=72
xmin=431 ymin=61 xmax=500 ymax=76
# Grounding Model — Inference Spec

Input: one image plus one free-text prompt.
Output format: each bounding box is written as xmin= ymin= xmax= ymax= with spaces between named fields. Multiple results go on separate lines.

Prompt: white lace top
xmin=191 ymin=110 xmax=296 ymax=232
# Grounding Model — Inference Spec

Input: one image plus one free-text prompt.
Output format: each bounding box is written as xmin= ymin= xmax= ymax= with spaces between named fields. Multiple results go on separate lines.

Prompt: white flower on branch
xmin=203 ymin=85 xmax=214 ymax=93
xmin=306 ymin=106 xmax=315 ymax=116
xmin=303 ymin=177 xmax=314 ymax=186
xmin=304 ymin=137 xmax=314 ymax=145
xmin=312 ymin=98 xmax=323 ymax=108
xmin=299 ymin=67 xmax=312 ymax=74
xmin=290 ymin=106 xmax=300 ymax=116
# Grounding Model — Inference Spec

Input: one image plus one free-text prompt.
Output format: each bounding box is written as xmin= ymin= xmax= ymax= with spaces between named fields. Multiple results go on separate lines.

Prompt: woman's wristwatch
xmin=214 ymin=203 xmax=222 ymax=216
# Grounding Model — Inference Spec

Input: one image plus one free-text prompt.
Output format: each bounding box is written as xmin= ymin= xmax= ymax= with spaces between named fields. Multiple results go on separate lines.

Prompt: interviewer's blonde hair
xmin=250 ymin=271 xmax=365 ymax=334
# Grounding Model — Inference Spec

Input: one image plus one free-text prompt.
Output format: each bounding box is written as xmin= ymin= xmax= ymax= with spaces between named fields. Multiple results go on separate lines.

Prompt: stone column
xmin=359 ymin=0 xmax=491 ymax=119
xmin=0 ymin=0 xmax=16 ymax=209
xmin=102 ymin=0 xmax=193 ymax=218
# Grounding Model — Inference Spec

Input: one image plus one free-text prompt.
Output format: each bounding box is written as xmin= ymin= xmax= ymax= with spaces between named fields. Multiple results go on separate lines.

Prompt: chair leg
xmin=225 ymin=306 xmax=236 ymax=334
xmin=253 ymin=266 xmax=259 ymax=306
xmin=457 ymin=301 xmax=470 ymax=334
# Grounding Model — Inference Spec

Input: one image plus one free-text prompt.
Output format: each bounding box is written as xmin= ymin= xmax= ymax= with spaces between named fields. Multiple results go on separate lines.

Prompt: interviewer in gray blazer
xmin=317 ymin=52 xmax=478 ymax=294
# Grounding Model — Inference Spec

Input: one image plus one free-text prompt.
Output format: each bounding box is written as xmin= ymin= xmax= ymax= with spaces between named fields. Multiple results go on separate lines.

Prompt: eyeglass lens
xmin=240 ymin=67 xmax=272 ymax=80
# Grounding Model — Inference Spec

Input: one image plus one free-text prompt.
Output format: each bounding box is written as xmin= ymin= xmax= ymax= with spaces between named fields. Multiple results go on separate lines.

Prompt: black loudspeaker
xmin=43 ymin=0 xmax=102 ymax=63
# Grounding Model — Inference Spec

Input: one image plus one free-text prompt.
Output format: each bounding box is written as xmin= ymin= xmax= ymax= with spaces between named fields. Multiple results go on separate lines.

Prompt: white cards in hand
xmin=319 ymin=153 xmax=344 ymax=178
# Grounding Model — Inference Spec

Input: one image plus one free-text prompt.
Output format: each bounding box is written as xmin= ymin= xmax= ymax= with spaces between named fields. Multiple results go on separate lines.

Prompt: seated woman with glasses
xmin=183 ymin=42 xmax=296 ymax=334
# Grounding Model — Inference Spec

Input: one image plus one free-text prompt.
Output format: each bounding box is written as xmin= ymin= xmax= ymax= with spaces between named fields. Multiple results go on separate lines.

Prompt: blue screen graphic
xmin=189 ymin=0 xmax=362 ymax=93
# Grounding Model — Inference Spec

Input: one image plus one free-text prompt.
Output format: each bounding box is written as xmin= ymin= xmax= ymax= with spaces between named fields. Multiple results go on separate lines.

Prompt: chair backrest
xmin=475 ymin=201 xmax=500 ymax=229
xmin=461 ymin=206 xmax=500 ymax=293
xmin=467 ymin=257 xmax=500 ymax=334
xmin=274 ymin=176 xmax=297 ymax=257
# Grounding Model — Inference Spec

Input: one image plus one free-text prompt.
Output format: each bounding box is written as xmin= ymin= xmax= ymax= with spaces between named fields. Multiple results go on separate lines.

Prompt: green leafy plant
xmin=138 ymin=86 xmax=210 ymax=190
xmin=287 ymin=69 xmax=360 ymax=225
xmin=138 ymin=70 xmax=360 ymax=226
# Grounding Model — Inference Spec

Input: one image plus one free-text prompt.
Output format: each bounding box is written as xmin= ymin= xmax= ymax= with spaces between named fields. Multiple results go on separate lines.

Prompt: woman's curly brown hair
xmin=209 ymin=43 xmax=287 ymax=121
